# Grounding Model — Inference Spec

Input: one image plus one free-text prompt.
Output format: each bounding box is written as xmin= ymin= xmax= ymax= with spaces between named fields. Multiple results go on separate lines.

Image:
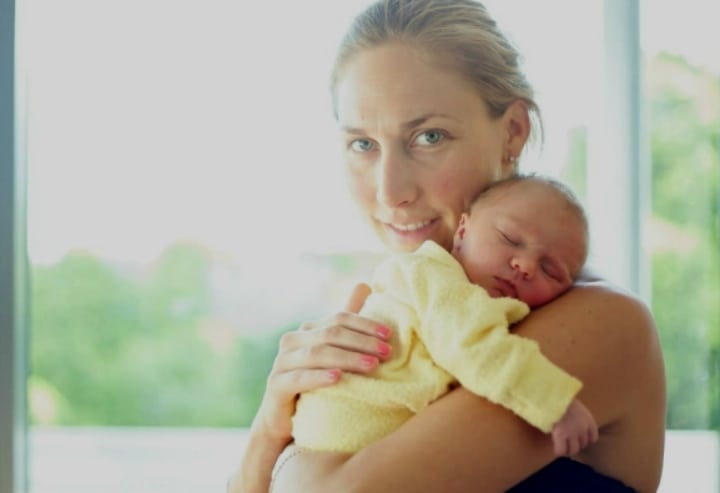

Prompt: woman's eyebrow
xmin=340 ymin=113 xmax=458 ymax=133
xmin=340 ymin=125 xmax=366 ymax=134
xmin=401 ymin=113 xmax=457 ymax=130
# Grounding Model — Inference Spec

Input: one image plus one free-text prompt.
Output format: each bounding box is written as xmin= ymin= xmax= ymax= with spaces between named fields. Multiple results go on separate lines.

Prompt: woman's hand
xmin=228 ymin=283 xmax=392 ymax=493
xmin=254 ymin=282 xmax=393 ymax=443
xmin=270 ymin=283 xmax=665 ymax=493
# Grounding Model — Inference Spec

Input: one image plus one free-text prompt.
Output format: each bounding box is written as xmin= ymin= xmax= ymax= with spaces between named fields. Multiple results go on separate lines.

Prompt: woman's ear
xmin=502 ymin=100 xmax=531 ymax=167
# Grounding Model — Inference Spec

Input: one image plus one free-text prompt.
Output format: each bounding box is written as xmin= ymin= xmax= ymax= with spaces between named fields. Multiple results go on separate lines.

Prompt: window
xmin=641 ymin=0 xmax=720 ymax=490
xmin=1 ymin=1 xmax=29 ymax=492
xmin=2 ymin=1 xmax=717 ymax=492
xmin=642 ymin=0 xmax=719 ymax=430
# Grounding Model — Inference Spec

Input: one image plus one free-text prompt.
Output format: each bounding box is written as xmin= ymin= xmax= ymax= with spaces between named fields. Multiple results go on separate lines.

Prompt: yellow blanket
xmin=292 ymin=241 xmax=582 ymax=452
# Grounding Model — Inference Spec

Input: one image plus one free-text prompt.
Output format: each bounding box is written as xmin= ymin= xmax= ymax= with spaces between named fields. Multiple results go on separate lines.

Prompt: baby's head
xmin=451 ymin=174 xmax=588 ymax=308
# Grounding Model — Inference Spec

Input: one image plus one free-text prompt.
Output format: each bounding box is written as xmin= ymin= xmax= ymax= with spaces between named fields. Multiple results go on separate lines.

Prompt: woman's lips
xmin=383 ymin=218 xmax=438 ymax=242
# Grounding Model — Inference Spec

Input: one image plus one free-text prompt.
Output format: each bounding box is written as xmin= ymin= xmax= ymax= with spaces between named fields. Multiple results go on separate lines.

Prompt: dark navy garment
xmin=507 ymin=458 xmax=637 ymax=493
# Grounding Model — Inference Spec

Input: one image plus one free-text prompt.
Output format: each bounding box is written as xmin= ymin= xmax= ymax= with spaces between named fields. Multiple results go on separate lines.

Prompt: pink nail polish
xmin=361 ymin=355 xmax=378 ymax=368
xmin=377 ymin=341 xmax=392 ymax=357
xmin=326 ymin=369 xmax=341 ymax=381
xmin=376 ymin=325 xmax=391 ymax=339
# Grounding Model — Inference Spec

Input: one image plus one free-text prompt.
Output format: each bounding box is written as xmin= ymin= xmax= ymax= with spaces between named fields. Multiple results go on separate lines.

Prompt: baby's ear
xmin=453 ymin=213 xmax=469 ymax=249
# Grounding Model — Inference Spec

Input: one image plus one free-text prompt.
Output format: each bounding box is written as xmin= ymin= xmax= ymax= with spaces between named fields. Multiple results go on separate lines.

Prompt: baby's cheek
xmin=527 ymin=283 xmax=558 ymax=308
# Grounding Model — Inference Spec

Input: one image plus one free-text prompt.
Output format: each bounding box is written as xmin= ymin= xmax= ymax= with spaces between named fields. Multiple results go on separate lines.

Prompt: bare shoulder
xmin=272 ymin=278 xmax=667 ymax=493
xmin=514 ymin=278 xmax=662 ymax=388
xmin=515 ymin=279 xmax=666 ymax=492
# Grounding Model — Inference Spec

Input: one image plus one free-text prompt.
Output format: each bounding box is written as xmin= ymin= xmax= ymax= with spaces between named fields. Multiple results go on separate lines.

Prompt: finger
xmin=327 ymin=311 xmax=391 ymax=340
xmin=269 ymin=368 xmax=344 ymax=398
xmin=281 ymin=322 xmax=391 ymax=359
xmin=568 ymin=436 xmax=580 ymax=456
xmin=578 ymin=432 xmax=588 ymax=450
xmin=589 ymin=426 xmax=599 ymax=444
xmin=562 ymin=437 xmax=571 ymax=456
xmin=299 ymin=311 xmax=391 ymax=341
xmin=297 ymin=319 xmax=316 ymax=331
xmin=344 ymin=282 xmax=372 ymax=313
xmin=275 ymin=344 xmax=382 ymax=374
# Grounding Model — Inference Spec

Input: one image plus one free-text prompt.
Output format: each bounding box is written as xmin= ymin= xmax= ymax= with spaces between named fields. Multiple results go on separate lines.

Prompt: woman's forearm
xmin=272 ymin=283 xmax=665 ymax=492
xmin=227 ymin=426 xmax=289 ymax=493
xmin=273 ymin=389 xmax=555 ymax=493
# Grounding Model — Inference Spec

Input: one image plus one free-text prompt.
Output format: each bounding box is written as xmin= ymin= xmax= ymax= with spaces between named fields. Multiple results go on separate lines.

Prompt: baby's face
xmin=451 ymin=183 xmax=587 ymax=308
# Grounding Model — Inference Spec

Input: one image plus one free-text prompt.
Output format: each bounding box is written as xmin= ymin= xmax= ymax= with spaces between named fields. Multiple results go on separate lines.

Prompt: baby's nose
xmin=511 ymin=257 xmax=536 ymax=280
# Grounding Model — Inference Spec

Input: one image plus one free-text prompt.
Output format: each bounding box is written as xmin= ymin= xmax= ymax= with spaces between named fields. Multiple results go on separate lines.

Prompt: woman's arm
xmin=227 ymin=283 xmax=392 ymax=493
xmin=272 ymin=281 xmax=666 ymax=493
xmin=229 ymin=423 xmax=289 ymax=493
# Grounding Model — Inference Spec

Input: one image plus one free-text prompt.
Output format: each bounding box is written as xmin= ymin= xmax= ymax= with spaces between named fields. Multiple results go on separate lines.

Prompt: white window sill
xmin=29 ymin=427 xmax=718 ymax=492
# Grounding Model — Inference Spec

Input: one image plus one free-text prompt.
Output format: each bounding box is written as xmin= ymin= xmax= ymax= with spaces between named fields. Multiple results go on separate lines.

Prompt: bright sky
xmin=24 ymin=0 xmax=719 ymax=264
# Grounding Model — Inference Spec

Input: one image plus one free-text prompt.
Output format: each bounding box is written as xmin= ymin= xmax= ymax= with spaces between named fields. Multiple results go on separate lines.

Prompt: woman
xmin=229 ymin=1 xmax=666 ymax=492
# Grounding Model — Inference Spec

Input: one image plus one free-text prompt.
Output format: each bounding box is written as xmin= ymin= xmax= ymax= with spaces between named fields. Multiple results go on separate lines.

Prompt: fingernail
xmin=326 ymin=369 xmax=341 ymax=381
xmin=361 ymin=355 xmax=378 ymax=368
xmin=377 ymin=341 xmax=392 ymax=357
xmin=375 ymin=325 xmax=391 ymax=339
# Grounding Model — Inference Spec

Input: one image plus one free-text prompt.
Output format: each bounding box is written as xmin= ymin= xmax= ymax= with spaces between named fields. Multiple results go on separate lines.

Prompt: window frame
xmin=0 ymin=0 xmax=29 ymax=492
xmin=0 ymin=1 xmax=649 ymax=492
xmin=586 ymin=0 xmax=649 ymax=299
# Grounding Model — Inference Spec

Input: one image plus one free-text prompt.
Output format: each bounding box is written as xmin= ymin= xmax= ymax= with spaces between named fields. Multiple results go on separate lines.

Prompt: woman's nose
xmin=375 ymin=149 xmax=419 ymax=207
xmin=511 ymin=256 xmax=536 ymax=280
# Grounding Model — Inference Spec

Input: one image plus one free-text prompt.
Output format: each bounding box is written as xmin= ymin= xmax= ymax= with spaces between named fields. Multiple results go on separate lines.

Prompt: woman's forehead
xmin=335 ymin=44 xmax=486 ymax=126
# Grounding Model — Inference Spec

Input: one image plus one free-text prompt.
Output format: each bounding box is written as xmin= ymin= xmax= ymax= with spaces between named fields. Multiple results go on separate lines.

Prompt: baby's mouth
xmin=494 ymin=277 xmax=518 ymax=299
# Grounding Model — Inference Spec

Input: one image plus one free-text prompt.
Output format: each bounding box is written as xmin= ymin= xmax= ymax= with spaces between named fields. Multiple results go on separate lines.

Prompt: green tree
xmin=30 ymin=242 xmax=287 ymax=427
xmin=646 ymin=53 xmax=720 ymax=429
xmin=31 ymin=252 xmax=143 ymax=424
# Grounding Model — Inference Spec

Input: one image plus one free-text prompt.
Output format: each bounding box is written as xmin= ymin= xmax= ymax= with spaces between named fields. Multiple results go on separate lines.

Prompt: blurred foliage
xmin=29 ymin=52 xmax=719 ymax=430
xmin=644 ymin=53 xmax=720 ymax=430
xmin=30 ymin=243 xmax=284 ymax=427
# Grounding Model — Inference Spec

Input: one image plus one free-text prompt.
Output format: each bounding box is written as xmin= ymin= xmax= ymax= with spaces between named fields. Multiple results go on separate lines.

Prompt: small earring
xmin=508 ymin=155 xmax=517 ymax=164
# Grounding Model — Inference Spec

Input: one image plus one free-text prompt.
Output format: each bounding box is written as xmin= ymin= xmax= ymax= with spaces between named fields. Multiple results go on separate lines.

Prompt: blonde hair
xmin=330 ymin=0 xmax=543 ymax=145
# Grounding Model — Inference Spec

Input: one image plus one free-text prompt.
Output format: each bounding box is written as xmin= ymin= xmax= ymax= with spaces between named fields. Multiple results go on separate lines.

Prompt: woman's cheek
xmin=345 ymin=168 xmax=375 ymax=211
xmin=433 ymin=171 xmax=474 ymax=218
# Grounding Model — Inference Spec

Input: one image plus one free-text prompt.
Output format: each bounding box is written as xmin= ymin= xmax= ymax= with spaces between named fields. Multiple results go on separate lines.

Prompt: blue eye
xmin=415 ymin=129 xmax=444 ymax=146
xmin=350 ymin=139 xmax=375 ymax=152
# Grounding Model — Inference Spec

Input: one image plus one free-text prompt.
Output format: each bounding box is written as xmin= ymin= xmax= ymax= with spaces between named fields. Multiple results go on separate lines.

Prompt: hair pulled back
xmin=330 ymin=0 xmax=542 ymax=143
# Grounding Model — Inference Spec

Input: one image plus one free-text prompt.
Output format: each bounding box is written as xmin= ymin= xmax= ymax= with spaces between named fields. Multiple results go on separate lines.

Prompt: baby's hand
xmin=551 ymin=398 xmax=599 ymax=456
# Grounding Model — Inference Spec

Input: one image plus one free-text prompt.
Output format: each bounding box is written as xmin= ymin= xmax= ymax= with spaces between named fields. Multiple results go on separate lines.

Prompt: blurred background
xmin=5 ymin=0 xmax=719 ymax=491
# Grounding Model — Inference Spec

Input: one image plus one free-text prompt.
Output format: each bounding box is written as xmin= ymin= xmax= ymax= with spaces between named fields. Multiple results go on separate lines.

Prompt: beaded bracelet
xmin=269 ymin=445 xmax=305 ymax=492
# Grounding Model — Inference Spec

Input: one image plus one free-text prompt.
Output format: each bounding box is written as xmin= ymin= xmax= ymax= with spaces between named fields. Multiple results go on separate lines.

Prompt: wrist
xmin=250 ymin=404 xmax=293 ymax=444
xmin=227 ymin=426 xmax=291 ymax=493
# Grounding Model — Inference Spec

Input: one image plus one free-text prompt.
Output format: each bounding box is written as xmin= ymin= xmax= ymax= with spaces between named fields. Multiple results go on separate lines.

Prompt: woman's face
xmin=334 ymin=42 xmax=526 ymax=252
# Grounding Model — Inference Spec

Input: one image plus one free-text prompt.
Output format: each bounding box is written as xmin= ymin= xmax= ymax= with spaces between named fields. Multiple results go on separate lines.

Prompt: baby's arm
xmin=271 ymin=281 xmax=665 ymax=493
xmin=384 ymin=248 xmax=582 ymax=433
xmin=551 ymin=397 xmax=598 ymax=456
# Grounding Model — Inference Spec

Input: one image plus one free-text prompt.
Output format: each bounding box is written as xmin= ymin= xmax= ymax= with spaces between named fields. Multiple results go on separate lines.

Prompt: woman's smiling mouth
xmin=387 ymin=219 xmax=434 ymax=232
xmin=382 ymin=218 xmax=439 ymax=245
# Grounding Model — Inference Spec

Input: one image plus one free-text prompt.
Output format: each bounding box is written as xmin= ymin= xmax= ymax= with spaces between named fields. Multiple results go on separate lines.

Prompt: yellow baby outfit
xmin=292 ymin=241 xmax=582 ymax=453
